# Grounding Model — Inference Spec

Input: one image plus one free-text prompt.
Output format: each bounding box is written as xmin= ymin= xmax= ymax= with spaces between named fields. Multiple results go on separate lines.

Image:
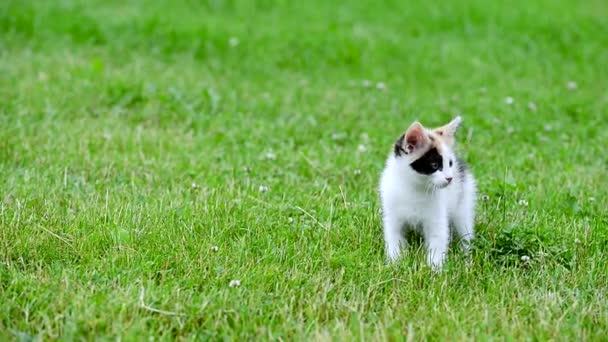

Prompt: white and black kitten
xmin=379 ymin=116 xmax=476 ymax=270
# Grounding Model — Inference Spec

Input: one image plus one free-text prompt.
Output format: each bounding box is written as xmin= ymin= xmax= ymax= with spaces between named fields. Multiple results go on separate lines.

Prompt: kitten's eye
xmin=449 ymin=160 xmax=453 ymax=167
xmin=430 ymin=162 xmax=439 ymax=170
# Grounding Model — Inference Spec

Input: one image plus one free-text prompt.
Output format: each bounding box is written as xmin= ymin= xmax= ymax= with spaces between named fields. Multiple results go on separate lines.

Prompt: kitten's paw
xmin=386 ymin=247 xmax=401 ymax=263
xmin=427 ymin=254 xmax=445 ymax=272
xmin=429 ymin=262 xmax=443 ymax=272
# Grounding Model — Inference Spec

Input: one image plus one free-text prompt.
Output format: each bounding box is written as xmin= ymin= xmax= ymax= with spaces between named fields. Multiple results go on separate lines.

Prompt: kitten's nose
xmin=445 ymin=177 xmax=453 ymax=184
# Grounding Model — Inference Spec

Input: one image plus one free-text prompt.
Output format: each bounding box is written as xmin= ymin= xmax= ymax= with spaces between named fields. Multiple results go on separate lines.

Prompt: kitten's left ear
xmin=433 ymin=116 xmax=462 ymax=144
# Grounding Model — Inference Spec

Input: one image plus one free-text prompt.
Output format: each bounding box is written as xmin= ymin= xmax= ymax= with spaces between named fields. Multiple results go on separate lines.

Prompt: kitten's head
xmin=394 ymin=116 xmax=462 ymax=189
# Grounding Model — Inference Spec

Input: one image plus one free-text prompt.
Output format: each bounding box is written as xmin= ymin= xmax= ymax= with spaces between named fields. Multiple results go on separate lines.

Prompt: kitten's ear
xmin=433 ymin=116 xmax=462 ymax=144
xmin=398 ymin=121 xmax=429 ymax=155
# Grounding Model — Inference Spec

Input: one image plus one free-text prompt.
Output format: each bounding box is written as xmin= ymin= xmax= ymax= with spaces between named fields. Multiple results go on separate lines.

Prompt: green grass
xmin=1 ymin=0 xmax=608 ymax=339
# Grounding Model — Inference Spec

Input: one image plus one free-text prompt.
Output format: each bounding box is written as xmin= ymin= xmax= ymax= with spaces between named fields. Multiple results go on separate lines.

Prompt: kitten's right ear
xmin=395 ymin=121 xmax=429 ymax=156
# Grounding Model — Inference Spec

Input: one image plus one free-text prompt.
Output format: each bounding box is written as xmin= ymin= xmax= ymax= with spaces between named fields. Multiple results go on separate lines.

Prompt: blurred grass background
xmin=1 ymin=0 xmax=607 ymax=339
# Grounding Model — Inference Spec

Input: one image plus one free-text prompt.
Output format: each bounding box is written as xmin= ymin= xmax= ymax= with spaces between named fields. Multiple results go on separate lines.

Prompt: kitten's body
xmin=379 ymin=116 xmax=476 ymax=270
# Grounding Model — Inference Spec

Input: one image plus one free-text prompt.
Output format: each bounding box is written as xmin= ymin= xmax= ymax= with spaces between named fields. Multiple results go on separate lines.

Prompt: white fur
xmin=379 ymin=119 xmax=476 ymax=270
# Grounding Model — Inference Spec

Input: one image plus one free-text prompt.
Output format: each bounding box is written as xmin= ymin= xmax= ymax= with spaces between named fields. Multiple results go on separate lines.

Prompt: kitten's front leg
xmin=383 ymin=214 xmax=406 ymax=262
xmin=423 ymin=216 xmax=450 ymax=270
xmin=453 ymin=211 xmax=475 ymax=257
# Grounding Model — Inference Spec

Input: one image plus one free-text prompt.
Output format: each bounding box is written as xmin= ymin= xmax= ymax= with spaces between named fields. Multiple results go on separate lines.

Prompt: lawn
xmin=1 ymin=0 xmax=608 ymax=339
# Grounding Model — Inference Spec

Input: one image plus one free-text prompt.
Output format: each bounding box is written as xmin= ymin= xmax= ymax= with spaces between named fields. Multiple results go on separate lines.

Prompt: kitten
xmin=379 ymin=116 xmax=476 ymax=270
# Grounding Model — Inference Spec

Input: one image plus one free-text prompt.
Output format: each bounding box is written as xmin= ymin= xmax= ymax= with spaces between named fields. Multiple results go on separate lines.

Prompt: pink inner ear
xmin=406 ymin=130 xmax=421 ymax=146
xmin=405 ymin=124 xmax=427 ymax=151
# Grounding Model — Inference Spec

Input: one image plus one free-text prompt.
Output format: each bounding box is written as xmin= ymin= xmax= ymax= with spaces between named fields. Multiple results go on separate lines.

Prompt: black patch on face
xmin=394 ymin=134 xmax=406 ymax=157
xmin=410 ymin=148 xmax=443 ymax=175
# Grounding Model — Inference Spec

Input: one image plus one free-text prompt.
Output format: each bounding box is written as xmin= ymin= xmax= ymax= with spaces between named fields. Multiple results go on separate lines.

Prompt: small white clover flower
xmin=521 ymin=255 xmax=530 ymax=262
xmin=566 ymin=81 xmax=577 ymax=90
xmin=357 ymin=144 xmax=367 ymax=152
xmin=575 ymin=238 xmax=581 ymax=244
xmin=288 ymin=217 xmax=294 ymax=223
xmin=191 ymin=182 xmax=200 ymax=190
xmin=504 ymin=96 xmax=514 ymax=105
xmin=258 ymin=185 xmax=269 ymax=193
xmin=210 ymin=246 xmax=219 ymax=252
xmin=264 ymin=151 xmax=276 ymax=160
xmin=229 ymin=280 xmax=241 ymax=287
xmin=518 ymin=199 xmax=529 ymax=207
xmin=588 ymin=197 xmax=596 ymax=202
xmin=527 ymin=102 xmax=537 ymax=112
xmin=229 ymin=37 xmax=240 ymax=47
xmin=361 ymin=80 xmax=371 ymax=87
xmin=376 ymin=82 xmax=386 ymax=90
xmin=354 ymin=169 xmax=362 ymax=175
xmin=331 ymin=132 xmax=347 ymax=141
